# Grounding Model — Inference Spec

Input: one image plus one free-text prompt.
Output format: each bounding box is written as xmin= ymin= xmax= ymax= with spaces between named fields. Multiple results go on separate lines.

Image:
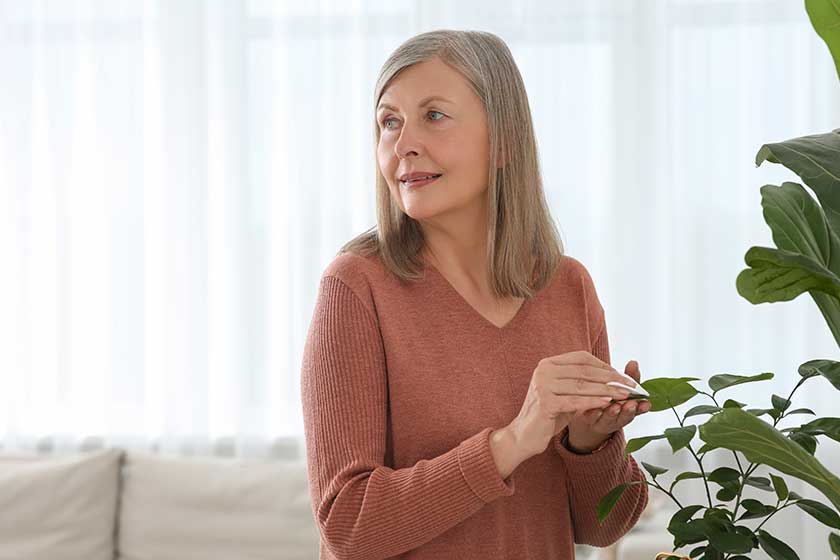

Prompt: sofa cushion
xmin=118 ymin=452 xmax=319 ymax=560
xmin=0 ymin=448 xmax=122 ymax=560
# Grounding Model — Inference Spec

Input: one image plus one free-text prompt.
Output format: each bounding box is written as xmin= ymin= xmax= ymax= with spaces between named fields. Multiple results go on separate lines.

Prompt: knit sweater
xmin=300 ymin=251 xmax=648 ymax=560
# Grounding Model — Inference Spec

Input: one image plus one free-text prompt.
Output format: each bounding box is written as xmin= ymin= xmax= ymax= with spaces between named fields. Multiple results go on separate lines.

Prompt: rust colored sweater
xmin=300 ymin=252 xmax=648 ymax=560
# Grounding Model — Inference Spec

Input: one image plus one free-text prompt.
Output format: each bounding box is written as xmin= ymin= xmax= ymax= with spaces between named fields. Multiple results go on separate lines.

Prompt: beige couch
xmin=0 ymin=448 xmax=319 ymax=560
xmin=0 ymin=447 xmax=668 ymax=560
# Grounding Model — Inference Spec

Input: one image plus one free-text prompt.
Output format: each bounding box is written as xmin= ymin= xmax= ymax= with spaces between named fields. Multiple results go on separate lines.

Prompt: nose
xmin=393 ymin=121 xmax=423 ymax=160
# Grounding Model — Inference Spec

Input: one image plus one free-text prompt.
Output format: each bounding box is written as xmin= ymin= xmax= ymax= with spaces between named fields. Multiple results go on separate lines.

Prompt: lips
xmin=400 ymin=173 xmax=442 ymax=185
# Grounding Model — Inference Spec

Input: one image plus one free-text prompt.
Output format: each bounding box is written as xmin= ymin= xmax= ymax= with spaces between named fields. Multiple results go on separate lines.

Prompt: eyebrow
xmin=377 ymin=95 xmax=454 ymax=113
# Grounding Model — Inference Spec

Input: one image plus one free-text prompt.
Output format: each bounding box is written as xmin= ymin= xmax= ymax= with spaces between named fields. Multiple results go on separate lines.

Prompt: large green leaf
xmin=806 ymin=0 xmax=840 ymax=82
xmin=699 ymin=408 xmax=840 ymax=513
xmin=736 ymin=246 xmax=840 ymax=303
xmin=640 ymin=377 xmax=699 ymax=411
xmin=794 ymin=498 xmax=840 ymax=529
xmin=799 ymin=359 xmax=840 ymax=390
xmin=708 ymin=372 xmax=774 ymax=393
xmin=800 ymin=417 xmax=840 ymax=443
xmin=625 ymin=433 xmax=667 ymax=455
xmin=597 ymin=480 xmax=645 ymax=523
xmin=758 ymin=179 xmax=840 ymax=271
xmin=684 ymin=405 xmax=722 ymax=418
xmin=755 ymin=131 xmax=840 ymax=238
xmin=757 ymin=529 xmax=800 ymax=560
xmin=753 ymin=128 xmax=840 ymax=347
xmin=665 ymin=425 xmax=697 ymax=453
xmin=709 ymin=531 xmax=754 ymax=554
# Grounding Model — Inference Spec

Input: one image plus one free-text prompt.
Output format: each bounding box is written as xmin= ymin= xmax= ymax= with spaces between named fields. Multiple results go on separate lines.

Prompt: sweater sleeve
xmin=553 ymin=321 xmax=649 ymax=547
xmin=300 ymin=275 xmax=516 ymax=560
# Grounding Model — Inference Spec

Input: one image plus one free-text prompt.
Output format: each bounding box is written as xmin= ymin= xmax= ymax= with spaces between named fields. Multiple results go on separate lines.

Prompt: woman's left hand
xmin=565 ymin=359 xmax=651 ymax=451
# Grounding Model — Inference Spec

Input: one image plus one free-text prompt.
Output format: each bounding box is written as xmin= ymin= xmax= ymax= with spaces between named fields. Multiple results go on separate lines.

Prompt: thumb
xmin=625 ymin=360 xmax=641 ymax=382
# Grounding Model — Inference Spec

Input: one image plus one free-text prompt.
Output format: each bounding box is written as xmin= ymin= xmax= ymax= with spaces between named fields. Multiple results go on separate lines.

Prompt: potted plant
xmin=597 ymin=2 xmax=840 ymax=559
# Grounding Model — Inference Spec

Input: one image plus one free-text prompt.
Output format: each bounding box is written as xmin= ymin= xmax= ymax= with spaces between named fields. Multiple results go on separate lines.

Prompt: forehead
xmin=377 ymin=58 xmax=472 ymax=111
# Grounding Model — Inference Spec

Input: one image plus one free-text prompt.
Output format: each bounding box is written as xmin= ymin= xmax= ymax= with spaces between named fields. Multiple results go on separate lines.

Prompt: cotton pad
xmin=606 ymin=380 xmax=650 ymax=398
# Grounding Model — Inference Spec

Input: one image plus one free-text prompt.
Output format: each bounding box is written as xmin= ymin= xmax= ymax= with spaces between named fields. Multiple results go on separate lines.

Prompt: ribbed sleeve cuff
xmin=457 ymin=427 xmax=516 ymax=503
xmin=554 ymin=428 xmax=628 ymax=477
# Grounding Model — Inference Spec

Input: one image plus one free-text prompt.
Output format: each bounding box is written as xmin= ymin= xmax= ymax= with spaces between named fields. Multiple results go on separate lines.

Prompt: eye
xmin=381 ymin=110 xmax=446 ymax=130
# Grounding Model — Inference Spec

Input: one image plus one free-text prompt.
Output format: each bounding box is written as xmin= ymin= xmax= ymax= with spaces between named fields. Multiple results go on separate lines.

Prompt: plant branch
xmin=774 ymin=376 xmax=808 ymax=427
xmin=648 ymin=478 xmax=684 ymax=510
xmin=672 ymin=406 xmax=713 ymax=508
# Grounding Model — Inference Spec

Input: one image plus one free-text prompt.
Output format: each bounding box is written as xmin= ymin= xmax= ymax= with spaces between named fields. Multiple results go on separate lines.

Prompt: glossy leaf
xmin=757 ymin=529 xmax=800 ymax=560
xmin=789 ymin=431 xmax=818 ymax=455
xmin=709 ymin=531 xmax=753 ymax=554
xmin=806 ymin=0 xmax=840 ymax=80
xmin=770 ymin=473 xmax=789 ymax=501
xmin=786 ymin=408 xmax=816 ymax=416
xmin=716 ymin=487 xmax=737 ymax=501
xmin=684 ymin=405 xmax=722 ymax=418
xmin=771 ymin=394 xmax=791 ymax=412
xmin=670 ymin=471 xmax=704 ymax=493
xmin=736 ymin=246 xmax=840 ymax=303
xmin=830 ymin=532 xmax=840 ymax=556
xmin=696 ymin=443 xmax=717 ymax=455
xmin=708 ymin=466 xmax=741 ymax=485
xmin=794 ymin=498 xmax=840 ymax=529
xmin=801 ymin=417 xmax=840 ymax=443
xmin=641 ymin=461 xmax=668 ymax=479
xmin=743 ymin=475 xmax=774 ymax=492
xmin=665 ymin=425 xmax=697 ymax=453
xmin=738 ymin=498 xmax=775 ymax=520
xmin=753 ymin=125 xmax=840 ymax=348
xmin=625 ymin=434 xmax=667 ymax=455
xmin=700 ymin=408 xmax=840 ymax=512
xmin=642 ymin=377 xmax=700 ymax=412
xmin=597 ymin=480 xmax=644 ymax=523
xmin=708 ymin=372 xmax=774 ymax=394
xmin=723 ymin=399 xmax=746 ymax=408
xmin=799 ymin=360 xmax=840 ymax=390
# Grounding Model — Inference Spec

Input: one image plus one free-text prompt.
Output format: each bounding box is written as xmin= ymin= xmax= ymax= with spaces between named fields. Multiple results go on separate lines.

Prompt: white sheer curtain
xmin=1 ymin=0 xmax=839 ymax=553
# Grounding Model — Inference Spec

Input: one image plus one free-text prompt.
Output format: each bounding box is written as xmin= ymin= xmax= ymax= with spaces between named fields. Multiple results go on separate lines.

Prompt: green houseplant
xmin=597 ymin=2 xmax=840 ymax=559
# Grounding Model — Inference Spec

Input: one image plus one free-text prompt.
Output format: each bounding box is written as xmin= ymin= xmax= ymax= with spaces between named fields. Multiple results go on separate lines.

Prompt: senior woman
xmin=300 ymin=29 xmax=650 ymax=560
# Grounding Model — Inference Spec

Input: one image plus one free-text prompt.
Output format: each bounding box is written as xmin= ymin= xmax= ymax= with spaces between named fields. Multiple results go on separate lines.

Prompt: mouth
xmin=400 ymin=174 xmax=442 ymax=187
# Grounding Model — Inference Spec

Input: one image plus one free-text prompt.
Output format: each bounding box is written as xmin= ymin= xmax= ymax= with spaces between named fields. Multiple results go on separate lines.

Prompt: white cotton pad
xmin=606 ymin=381 xmax=650 ymax=397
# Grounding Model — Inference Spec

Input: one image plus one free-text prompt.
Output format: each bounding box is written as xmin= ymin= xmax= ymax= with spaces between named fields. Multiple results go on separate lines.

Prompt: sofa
xmin=0 ymin=447 xmax=670 ymax=559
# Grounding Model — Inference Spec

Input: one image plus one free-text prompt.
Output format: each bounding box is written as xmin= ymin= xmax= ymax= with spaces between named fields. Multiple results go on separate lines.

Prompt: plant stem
xmin=648 ymin=478 xmax=684 ymax=510
xmin=754 ymin=497 xmax=792 ymax=534
xmin=672 ymin=406 xmax=713 ymax=509
xmin=703 ymin=392 xmax=746 ymax=477
xmin=774 ymin=376 xmax=807 ymax=427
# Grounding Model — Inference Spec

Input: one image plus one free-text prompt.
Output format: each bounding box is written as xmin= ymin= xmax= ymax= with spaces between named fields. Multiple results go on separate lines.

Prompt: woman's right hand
xmin=508 ymin=350 xmax=637 ymax=457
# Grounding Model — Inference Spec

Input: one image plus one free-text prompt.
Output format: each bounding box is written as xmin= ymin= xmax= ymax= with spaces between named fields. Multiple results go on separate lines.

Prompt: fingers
xmin=556 ymin=395 xmax=614 ymax=414
xmin=625 ymin=360 xmax=642 ymax=383
xmin=553 ymin=378 xmax=632 ymax=399
xmin=545 ymin=350 xmax=612 ymax=371
xmin=616 ymin=400 xmax=638 ymax=425
xmin=551 ymin=364 xmax=641 ymax=388
xmin=591 ymin=399 xmax=649 ymax=431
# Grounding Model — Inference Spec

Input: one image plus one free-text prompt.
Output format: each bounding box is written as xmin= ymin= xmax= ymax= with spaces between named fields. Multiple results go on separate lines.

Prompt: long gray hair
xmin=339 ymin=29 xmax=564 ymax=299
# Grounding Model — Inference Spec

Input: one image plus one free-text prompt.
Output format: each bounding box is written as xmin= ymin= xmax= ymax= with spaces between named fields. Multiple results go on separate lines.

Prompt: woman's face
xmin=376 ymin=57 xmax=492 ymax=223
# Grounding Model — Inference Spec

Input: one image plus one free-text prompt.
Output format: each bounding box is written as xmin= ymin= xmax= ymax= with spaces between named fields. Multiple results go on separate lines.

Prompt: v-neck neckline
xmin=425 ymin=263 xmax=532 ymax=332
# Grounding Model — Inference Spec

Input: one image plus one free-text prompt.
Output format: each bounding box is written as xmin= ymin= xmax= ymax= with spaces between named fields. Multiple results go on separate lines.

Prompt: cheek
xmin=377 ymin=140 xmax=394 ymax=165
